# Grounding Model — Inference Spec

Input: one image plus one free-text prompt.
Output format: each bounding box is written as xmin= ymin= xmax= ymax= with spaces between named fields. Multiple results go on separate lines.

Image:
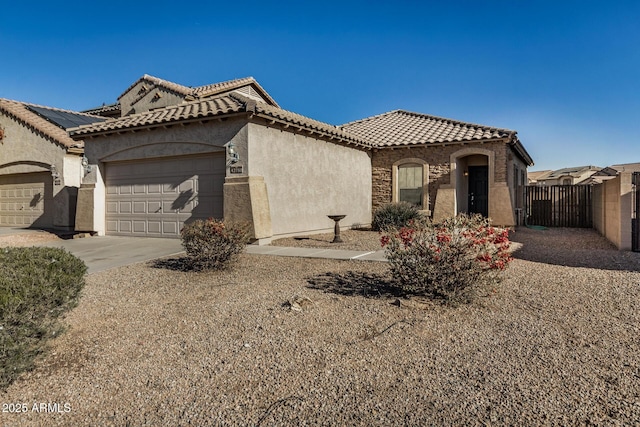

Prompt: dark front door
xmin=468 ymin=166 xmax=488 ymax=217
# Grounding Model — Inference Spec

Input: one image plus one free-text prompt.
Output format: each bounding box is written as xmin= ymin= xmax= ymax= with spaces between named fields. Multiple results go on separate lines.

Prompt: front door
xmin=468 ymin=166 xmax=488 ymax=217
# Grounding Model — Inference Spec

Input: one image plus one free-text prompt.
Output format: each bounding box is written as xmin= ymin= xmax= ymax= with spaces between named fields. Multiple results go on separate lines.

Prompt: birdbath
xmin=327 ymin=215 xmax=346 ymax=243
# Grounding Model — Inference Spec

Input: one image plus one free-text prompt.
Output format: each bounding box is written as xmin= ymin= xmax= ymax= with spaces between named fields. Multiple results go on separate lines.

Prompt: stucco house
xmin=0 ymin=99 xmax=105 ymax=230
xmin=1 ymin=74 xmax=534 ymax=239
xmin=528 ymin=165 xmax=601 ymax=186
xmin=341 ymin=111 xmax=533 ymax=226
xmin=69 ymin=75 xmax=373 ymax=242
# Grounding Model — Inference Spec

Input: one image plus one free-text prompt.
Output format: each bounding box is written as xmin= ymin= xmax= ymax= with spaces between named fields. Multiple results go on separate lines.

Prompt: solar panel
xmin=27 ymin=105 xmax=107 ymax=129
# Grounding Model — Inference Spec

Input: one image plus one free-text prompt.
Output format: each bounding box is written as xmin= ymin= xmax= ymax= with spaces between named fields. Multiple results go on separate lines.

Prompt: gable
xmin=118 ymin=77 xmax=190 ymax=116
xmin=117 ymin=75 xmax=280 ymax=118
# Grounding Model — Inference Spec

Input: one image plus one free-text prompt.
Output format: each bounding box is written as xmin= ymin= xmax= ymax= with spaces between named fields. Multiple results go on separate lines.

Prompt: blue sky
xmin=1 ymin=0 xmax=637 ymax=171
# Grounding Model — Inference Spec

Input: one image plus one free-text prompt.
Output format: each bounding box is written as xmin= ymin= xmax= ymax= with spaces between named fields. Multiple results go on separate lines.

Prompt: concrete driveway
xmin=37 ymin=236 xmax=184 ymax=274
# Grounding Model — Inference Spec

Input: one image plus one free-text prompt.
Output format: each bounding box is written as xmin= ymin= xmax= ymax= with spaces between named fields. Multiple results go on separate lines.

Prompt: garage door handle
xmin=155 ymin=207 xmax=162 ymax=213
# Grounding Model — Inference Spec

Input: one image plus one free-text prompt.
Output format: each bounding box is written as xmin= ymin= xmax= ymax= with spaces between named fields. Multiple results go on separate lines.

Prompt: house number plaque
xmin=230 ymin=166 xmax=243 ymax=174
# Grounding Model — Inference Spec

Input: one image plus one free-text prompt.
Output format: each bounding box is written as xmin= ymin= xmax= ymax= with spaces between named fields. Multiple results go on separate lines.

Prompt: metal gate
xmin=524 ymin=185 xmax=592 ymax=228
xmin=633 ymin=172 xmax=640 ymax=252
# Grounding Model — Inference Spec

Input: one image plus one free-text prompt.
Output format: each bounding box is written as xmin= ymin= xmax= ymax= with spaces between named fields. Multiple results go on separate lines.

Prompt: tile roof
xmin=527 ymin=170 xmax=553 ymax=181
xmin=544 ymin=165 xmax=601 ymax=179
xmin=340 ymin=110 xmax=516 ymax=147
xmin=82 ymin=102 xmax=121 ymax=117
xmin=193 ymin=77 xmax=279 ymax=107
xmin=118 ymin=74 xmax=193 ymax=99
xmin=68 ymin=93 xmax=371 ymax=148
xmin=118 ymin=75 xmax=279 ymax=107
xmin=610 ymin=162 xmax=640 ymax=173
xmin=0 ymin=98 xmax=93 ymax=151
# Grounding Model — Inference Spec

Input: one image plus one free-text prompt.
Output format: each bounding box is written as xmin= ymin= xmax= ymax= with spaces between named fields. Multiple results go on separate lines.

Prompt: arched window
xmin=562 ymin=177 xmax=572 ymax=185
xmin=398 ymin=163 xmax=423 ymax=208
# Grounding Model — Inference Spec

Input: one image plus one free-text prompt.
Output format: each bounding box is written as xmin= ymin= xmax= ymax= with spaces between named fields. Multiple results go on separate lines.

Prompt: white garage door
xmin=105 ymin=154 xmax=225 ymax=237
xmin=0 ymin=172 xmax=54 ymax=228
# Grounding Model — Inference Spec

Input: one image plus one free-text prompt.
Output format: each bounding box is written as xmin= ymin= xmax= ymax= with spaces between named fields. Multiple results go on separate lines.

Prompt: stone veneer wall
xmin=371 ymin=142 xmax=509 ymax=214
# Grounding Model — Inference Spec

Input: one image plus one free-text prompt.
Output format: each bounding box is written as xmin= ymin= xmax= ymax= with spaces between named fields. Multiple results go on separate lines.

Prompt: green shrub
xmin=381 ymin=214 xmax=513 ymax=304
xmin=180 ymin=218 xmax=250 ymax=271
xmin=372 ymin=202 xmax=425 ymax=231
xmin=0 ymin=246 xmax=87 ymax=389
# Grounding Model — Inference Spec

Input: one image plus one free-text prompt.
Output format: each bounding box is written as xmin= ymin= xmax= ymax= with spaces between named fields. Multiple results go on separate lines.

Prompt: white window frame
xmin=392 ymin=158 xmax=429 ymax=211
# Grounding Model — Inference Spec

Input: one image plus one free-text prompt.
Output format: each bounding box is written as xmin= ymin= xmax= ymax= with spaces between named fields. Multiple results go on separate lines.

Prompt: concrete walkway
xmin=2 ymin=228 xmax=386 ymax=273
xmin=246 ymin=245 xmax=387 ymax=262
xmin=37 ymin=236 xmax=184 ymax=274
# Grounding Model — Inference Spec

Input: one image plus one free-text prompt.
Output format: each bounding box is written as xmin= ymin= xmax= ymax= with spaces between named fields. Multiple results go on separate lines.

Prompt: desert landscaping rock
xmin=0 ymin=230 xmax=61 ymax=247
xmin=2 ymin=228 xmax=639 ymax=426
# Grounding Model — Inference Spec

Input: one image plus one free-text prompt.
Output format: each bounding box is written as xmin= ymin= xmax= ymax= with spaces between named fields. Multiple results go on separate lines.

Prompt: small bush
xmin=0 ymin=246 xmax=87 ymax=389
xmin=381 ymin=214 xmax=513 ymax=304
xmin=180 ymin=218 xmax=250 ymax=271
xmin=372 ymin=202 xmax=425 ymax=231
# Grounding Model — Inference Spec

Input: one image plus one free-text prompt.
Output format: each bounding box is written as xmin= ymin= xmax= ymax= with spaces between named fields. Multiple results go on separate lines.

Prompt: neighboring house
xmin=341 ymin=111 xmax=533 ymax=226
xmin=528 ymin=166 xmax=601 ymax=186
xmin=527 ymin=170 xmax=552 ymax=185
xmin=579 ymin=163 xmax=640 ymax=186
xmin=69 ymin=75 xmax=372 ymax=242
xmin=1 ymin=74 xmax=535 ymax=238
xmin=0 ymin=99 xmax=105 ymax=229
xmin=610 ymin=162 xmax=640 ymax=174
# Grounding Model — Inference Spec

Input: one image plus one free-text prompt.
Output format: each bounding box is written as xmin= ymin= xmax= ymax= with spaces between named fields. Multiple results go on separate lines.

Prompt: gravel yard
xmin=0 ymin=230 xmax=62 ymax=248
xmin=2 ymin=228 xmax=640 ymax=426
xmin=272 ymin=229 xmax=383 ymax=252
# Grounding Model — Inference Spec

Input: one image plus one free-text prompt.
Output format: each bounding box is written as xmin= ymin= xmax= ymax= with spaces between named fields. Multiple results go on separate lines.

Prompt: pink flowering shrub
xmin=381 ymin=214 xmax=513 ymax=304
xmin=180 ymin=218 xmax=250 ymax=271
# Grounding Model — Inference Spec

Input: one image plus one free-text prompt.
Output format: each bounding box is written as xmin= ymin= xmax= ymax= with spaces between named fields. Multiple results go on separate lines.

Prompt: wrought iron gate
xmin=633 ymin=172 xmax=640 ymax=252
xmin=524 ymin=185 xmax=592 ymax=228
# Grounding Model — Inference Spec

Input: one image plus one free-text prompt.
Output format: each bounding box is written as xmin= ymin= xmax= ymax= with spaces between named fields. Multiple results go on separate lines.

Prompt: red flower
xmin=437 ymin=233 xmax=452 ymax=243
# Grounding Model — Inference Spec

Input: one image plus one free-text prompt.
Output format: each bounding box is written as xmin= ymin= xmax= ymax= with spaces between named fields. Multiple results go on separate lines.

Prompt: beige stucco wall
xmin=80 ymin=118 xmax=245 ymax=235
xmin=246 ymin=122 xmax=372 ymax=237
xmin=592 ymin=172 xmax=633 ymax=250
xmin=119 ymin=81 xmax=186 ymax=116
xmin=507 ymin=148 xmax=528 ymax=225
xmin=0 ymin=112 xmax=81 ymax=229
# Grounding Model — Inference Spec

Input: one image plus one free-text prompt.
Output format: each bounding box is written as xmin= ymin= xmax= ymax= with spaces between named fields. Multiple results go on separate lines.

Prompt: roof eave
xmin=250 ymin=112 xmax=371 ymax=149
xmin=68 ymin=111 xmax=250 ymax=139
xmin=509 ymin=136 xmax=534 ymax=166
xmin=373 ymin=136 xmax=511 ymax=149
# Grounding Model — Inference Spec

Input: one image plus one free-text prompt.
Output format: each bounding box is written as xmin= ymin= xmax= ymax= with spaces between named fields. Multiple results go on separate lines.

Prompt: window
xmin=398 ymin=164 xmax=423 ymax=208
xmin=562 ymin=177 xmax=572 ymax=185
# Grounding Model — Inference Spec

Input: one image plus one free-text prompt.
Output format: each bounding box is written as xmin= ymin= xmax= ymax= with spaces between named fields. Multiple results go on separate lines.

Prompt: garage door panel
xmin=105 ymin=154 xmax=224 ymax=237
xmin=148 ymin=221 xmax=162 ymax=234
xmin=133 ymin=202 xmax=146 ymax=214
xmin=133 ymin=221 xmax=146 ymax=233
xmin=162 ymin=222 xmax=179 ymax=234
xmin=148 ymin=201 xmax=162 ymax=214
xmin=119 ymin=221 xmax=132 ymax=233
xmin=0 ymin=172 xmax=54 ymax=229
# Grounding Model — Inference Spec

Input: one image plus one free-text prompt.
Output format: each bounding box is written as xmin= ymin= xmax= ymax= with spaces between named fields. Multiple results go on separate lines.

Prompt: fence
xmin=524 ymin=185 xmax=592 ymax=228
xmin=592 ymin=172 xmax=634 ymax=251
xmin=633 ymin=172 xmax=639 ymax=252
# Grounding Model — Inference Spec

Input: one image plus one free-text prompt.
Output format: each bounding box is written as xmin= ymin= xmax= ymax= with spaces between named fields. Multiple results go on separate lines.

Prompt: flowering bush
xmin=180 ymin=218 xmax=250 ymax=271
xmin=381 ymin=214 xmax=513 ymax=304
xmin=372 ymin=202 xmax=425 ymax=231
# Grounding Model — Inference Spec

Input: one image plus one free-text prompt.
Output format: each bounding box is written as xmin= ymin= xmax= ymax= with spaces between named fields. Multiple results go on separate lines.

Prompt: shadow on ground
xmin=149 ymin=257 xmax=193 ymax=272
xmin=307 ymin=271 xmax=403 ymax=298
xmin=511 ymin=227 xmax=640 ymax=272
